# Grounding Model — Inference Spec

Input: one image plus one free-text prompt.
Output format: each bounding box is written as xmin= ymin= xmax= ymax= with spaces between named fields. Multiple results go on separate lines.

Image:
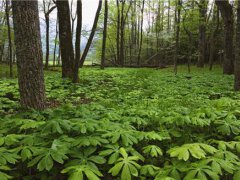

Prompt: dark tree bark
xmin=161 ymin=0 xmax=164 ymax=31
xmin=56 ymin=0 xmax=74 ymax=78
xmin=197 ymin=0 xmax=207 ymax=68
xmin=73 ymin=0 xmax=82 ymax=83
xmin=45 ymin=14 xmax=50 ymax=69
xmin=183 ymin=7 xmax=194 ymax=73
xmin=0 ymin=2 xmax=6 ymax=63
xmin=119 ymin=1 xmax=125 ymax=66
xmin=215 ymin=0 xmax=234 ymax=74
xmin=133 ymin=1 xmax=137 ymax=62
xmin=5 ymin=0 xmax=12 ymax=77
xmin=235 ymin=1 xmax=240 ymax=90
xmin=12 ymin=0 xmax=46 ymax=110
xmin=79 ymin=0 xmax=102 ymax=67
xmin=137 ymin=0 xmax=145 ymax=66
xmin=156 ymin=1 xmax=161 ymax=54
xmin=43 ymin=0 xmax=50 ymax=69
xmin=58 ymin=48 xmax=61 ymax=65
xmin=119 ymin=1 xmax=132 ymax=66
xmin=209 ymin=6 xmax=219 ymax=71
xmin=101 ymin=0 xmax=108 ymax=69
xmin=174 ymin=0 xmax=181 ymax=75
xmin=116 ymin=0 xmax=120 ymax=65
xmin=167 ymin=0 xmax=171 ymax=32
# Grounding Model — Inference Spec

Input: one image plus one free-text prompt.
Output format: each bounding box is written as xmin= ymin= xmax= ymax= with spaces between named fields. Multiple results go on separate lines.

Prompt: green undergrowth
xmin=1 ymin=66 xmax=240 ymax=180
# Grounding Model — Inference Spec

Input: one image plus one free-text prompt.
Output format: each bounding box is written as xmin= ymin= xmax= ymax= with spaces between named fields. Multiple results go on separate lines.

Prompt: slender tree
xmin=137 ymin=0 xmax=145 ymax=66
xmin=5 ymin=0 xmax=12 ymax=77
xmin=101 ymin=0 xmax=108 ymax=69
xmin=119 ymin=0 xmax=125 ymax=66
xmin=53 ymin=18 xmax=59 ymax=67
xmin=73 ymin=0 xmax=82 ymax=83
xmin=174 ymin=0 xmax=181 ymax=75
xmin=116 ymin=0 xmax=120 ymax=65
xmin=167 ymin=0 xmax=171 ymax=32
xmin=0 ymin=1 xmax=6 ymax=63
xmin=56 ymin=0 xmax=74 ymax=78
xmin=43 ymin=0 xmax=56 ymax=69
xmin=79 ymin=0 xmax=102 ymax=67
xmin=119 ymin=1 xmax=132 ymax=66
xmin=12 ymin=0 xmax=46 ymax=109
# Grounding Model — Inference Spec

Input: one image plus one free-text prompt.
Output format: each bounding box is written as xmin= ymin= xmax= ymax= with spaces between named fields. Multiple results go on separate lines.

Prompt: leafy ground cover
xmin=1 ymin=66 xmax=240 ymax=180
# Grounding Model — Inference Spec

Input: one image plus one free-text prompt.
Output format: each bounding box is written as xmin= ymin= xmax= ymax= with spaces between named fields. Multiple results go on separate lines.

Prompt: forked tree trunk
xmin=56 ymin=0 xmax=74 ymax=78
xmin=12 ymin=0 xmax=46 ymax=110
xmin=43 ymin=0 xmax=56 ymax=69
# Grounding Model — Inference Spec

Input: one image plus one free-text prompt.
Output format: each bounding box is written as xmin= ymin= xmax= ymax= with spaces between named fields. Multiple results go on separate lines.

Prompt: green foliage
xmin=62 ymin=164 xmax=103 ymax=180
xmin=143 ymin=145 xmax=163 ymax=157
xmin=168 ymin=143 xmax=217 ymax=161
xmin=1 ymin=66 xmax=240 ymax=179
xmin=108 ymin=148 xmax=140 ymax=180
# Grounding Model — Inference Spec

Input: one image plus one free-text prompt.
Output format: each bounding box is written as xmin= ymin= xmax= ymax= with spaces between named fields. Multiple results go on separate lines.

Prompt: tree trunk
xmin=53 ymin=19 xmax=59 ymax=67
xmin=58 ymin=48 xmax=61 ymax=65
xmin=235 ymin=1 xmax=240 ymax=90
xmin=156 ymin=1 xmax=161 ymax=53
xmin=197 ymin=0 xmax=207 ymax=68
xmin=119 ymin=1 xmax=125 ymax=66
xmin=73 ymin=0 xmax=82 ymax=83
xmin=43 ymin=0 xmax=56 ymax=69
xmin=79 ymin=0 xmax=102 ymax=67
xmin=183 ymin=7 xmax=194 ymax=74
xmin=116 ymin=0 xmax=120 ymax=65
xmin=101 ymin=0 xmax=108 ymax=69
xmin=167 ymin=0 xmax=171 ymax=32
xmin=174 ymin=0 xmax=181 ymax=75
xmin=5 ymin=0 xmax=12 ymax=77
xmin=137 ymin=0 xmax=145 ymax=66
xmin=209 ymin=6 xmax=219 ymax=71
xmin=12 ymin=0 xmax=46 ymax=110
xmin=215 ymin=0 xmax=234 ymax=74
xmin=70 ymin=0 xmax=77 ymax=37
xmin=45 ymin=14 xmax=50 ymax=69
xmin=56 ymin=0 xmax=74 ymax=78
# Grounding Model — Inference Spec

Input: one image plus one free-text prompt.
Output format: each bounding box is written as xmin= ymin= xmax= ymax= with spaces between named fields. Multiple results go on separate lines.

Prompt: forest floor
xmin=1 ymin=64 xmax=235 ymax=114
xmin=1 ymin=64 xmax=240 ymax=179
